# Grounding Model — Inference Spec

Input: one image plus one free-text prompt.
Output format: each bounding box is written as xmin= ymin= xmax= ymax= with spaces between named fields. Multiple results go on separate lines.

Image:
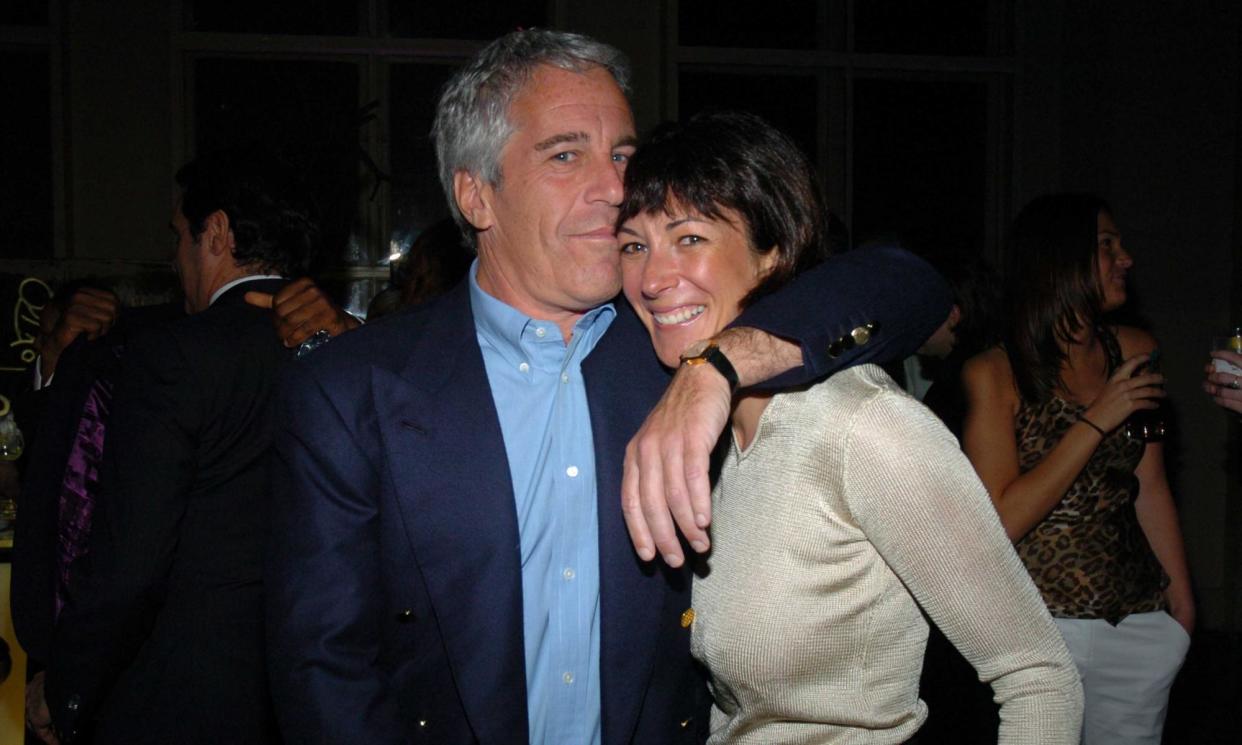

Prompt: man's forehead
xmin=509 ymin=65 xmax=634 ymax=127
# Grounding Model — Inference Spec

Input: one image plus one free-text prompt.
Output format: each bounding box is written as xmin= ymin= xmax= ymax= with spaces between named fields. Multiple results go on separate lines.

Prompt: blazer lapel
xmin=585 ymin=304 xmax=684 ymax=745
xmin=372 ymin=284 xmax=529 ymax=745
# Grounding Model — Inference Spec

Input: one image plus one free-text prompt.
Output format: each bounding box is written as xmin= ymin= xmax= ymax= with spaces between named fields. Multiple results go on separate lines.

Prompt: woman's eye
xmin=680 ymin=234 xmax=704 ymax=246
xmin=620 ymin=242 xmax=646 ymax=255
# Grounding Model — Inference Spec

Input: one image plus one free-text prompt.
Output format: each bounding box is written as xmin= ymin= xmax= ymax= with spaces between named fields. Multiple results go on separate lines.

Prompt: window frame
xmin=663 ymin=0 xmax=1015 ymax=261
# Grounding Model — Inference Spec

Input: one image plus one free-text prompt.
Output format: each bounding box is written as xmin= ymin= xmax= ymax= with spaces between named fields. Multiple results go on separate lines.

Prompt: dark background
xmin=1 ymin=0 xmax=1238 ymax=737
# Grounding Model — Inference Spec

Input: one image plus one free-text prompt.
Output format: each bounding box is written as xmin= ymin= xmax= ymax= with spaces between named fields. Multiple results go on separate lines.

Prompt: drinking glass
xmin=1211 ymin=327 xmax=1242 ymax=376
xmin=1124 ymin=350 xmax=1165 ymax=442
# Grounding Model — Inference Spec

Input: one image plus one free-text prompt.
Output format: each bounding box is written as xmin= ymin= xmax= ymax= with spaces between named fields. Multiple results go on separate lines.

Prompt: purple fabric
xmin=54 ymin=378 xmax=112 ymax=619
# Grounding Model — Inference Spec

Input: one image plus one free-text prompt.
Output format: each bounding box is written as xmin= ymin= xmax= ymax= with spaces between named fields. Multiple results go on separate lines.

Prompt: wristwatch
xmin=679 ymin=339 xmax=739 ymax=392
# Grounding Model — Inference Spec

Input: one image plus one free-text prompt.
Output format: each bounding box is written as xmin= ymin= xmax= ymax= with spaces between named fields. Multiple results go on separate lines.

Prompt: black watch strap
xmin=680 ymin=341 xmax=739 ymax=391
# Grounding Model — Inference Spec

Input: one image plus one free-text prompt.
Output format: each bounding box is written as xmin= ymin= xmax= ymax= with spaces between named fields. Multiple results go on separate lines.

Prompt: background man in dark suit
xmin=265 ymin=29 xmax=950 ymax=745
xmin=14 ymin=278 xmax=355 ymax=703
xmin=13 ymin=290 xmax=180 ymax=670
xmin=27 ymin=149 xmax=319 ymax=745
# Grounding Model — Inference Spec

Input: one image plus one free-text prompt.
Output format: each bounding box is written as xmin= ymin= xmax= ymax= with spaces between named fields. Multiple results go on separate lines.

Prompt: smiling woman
xmin=619 ymin=206 xmax=775 ymax=369
xmin=616 ymin=111 xmax=1084 ymax=744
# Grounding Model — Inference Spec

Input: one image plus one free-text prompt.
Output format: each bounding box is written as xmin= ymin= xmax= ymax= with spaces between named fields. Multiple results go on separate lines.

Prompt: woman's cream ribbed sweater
xmin=690 ymin=365 xmax=1082 ymax=744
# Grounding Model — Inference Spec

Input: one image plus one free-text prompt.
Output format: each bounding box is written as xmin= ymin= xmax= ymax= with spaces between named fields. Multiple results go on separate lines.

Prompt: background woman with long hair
xmin=961 ymin=193 xmax=1193 ymax=745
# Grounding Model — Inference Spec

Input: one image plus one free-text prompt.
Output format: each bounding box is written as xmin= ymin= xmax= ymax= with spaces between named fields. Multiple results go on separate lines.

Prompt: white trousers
xmin=1054 ymin=612 xmax=1190 ymax=745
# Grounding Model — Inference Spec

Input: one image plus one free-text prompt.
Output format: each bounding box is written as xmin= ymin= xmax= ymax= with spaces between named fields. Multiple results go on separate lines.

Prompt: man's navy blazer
xmin=11 ymin=301 xmax=182 ymax=669
xmin=265 ymin=246 xmax=950 ymax=745
xmin=47 ymin=281 xmax=290 ymax=743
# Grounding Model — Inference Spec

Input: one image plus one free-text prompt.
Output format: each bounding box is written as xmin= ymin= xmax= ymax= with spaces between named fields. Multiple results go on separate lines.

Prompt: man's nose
xmin=586 ymin=153 xmax=624 ymax=206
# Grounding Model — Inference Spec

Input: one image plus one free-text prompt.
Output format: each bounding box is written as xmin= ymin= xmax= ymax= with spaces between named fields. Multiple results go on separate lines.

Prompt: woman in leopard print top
xmin=961 ymin=193 xmax=1193 ymax=745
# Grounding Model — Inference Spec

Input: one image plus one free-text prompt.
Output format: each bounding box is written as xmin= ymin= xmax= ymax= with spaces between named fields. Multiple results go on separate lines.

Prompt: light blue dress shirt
xmin=470 ymin=262 xmax=615 ymax=745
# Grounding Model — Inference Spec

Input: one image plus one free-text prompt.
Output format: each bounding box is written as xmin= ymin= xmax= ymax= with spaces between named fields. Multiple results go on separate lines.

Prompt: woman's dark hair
xmin=176 ymin=149 xmax=320 ymax=277
xmin=1004 ymin=192 xmax=1112 ymax=402
xmin=617 ymin=110 xmax=830 ymax=306
xmin=919 ymin=252 xmax=1002 ymax=362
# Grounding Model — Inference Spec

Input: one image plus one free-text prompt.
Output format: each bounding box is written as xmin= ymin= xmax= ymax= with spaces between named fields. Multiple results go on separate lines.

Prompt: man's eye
xmin=552 ymin=151 xmax=577 ymax=162
xmin=612 ymin=152 xmax=631 ymax=163
xmin=620 ymin=242 xmax=646 ymax=255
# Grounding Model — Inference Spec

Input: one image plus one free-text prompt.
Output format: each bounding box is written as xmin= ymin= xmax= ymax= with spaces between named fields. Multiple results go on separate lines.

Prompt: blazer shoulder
xmin=292 ymin=293 xmax=464 ymax=386
xmin=139 ymin=301 xmax=276 ymax=367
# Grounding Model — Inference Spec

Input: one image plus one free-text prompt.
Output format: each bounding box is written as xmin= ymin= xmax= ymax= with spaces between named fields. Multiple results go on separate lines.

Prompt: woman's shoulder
xmin=796 ymin=365 xmax=943 ymax=428
xmin=804 ymin=363 xmax=903 ymax=401
xmin=1111 ymin=324 xmax=1158 ymax=357
xmin=961 ymin=346 xmax=1014 ymax=389
xmin=957 ymin=346 xmax=1022 ymax=418
xmin=775 ymin=365 xmax=907 ymax=427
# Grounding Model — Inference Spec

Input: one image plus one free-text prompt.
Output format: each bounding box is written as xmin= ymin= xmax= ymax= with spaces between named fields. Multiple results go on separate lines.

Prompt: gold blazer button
xmin=680 ymin=608 xmax=695 ymax=628
xmin=851 ymin=323 xmax=874 ymax=346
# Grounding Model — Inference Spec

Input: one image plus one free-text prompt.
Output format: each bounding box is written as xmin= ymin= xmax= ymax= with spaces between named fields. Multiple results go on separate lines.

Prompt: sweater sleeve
xmin=840 ymin=389 xmax=1083 ymax=745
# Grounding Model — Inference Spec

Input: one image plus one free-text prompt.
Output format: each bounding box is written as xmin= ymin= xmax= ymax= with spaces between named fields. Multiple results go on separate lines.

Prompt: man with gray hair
xmin=266 ymin=29 xmax=949 ymax=745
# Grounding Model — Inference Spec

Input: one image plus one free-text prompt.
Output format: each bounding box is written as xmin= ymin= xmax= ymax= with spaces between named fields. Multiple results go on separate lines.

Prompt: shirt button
xmin=563 ymin=672 xmax=574 ymax=685
xmin=518 ymin=362 xmax=530 ymax=373
xmin=566 ymin=465 xmax=579 ymax=478
xmin=535 ymin=326 xmax=546 ymax=338
xmin=561 ymin=373 xmax=569 ymax=383
xmin=563 ymin=567 xmax=575 ymax=580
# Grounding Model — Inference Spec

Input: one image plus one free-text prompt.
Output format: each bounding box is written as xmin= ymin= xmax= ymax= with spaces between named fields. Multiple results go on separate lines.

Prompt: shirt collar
xmin=468 ymin=259 xmax=615 ymax=363
xmin=209 ymin=274 xmax=284 ymax=307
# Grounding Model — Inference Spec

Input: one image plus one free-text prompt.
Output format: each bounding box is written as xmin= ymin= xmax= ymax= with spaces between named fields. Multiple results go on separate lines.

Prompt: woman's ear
xmin=756 ymin=246 xmax=781 ymax=278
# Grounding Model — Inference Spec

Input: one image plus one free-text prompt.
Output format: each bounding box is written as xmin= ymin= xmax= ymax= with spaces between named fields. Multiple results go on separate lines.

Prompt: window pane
xmin=194 ymin=58 xmax=366 ymax=267
xmin=0 ymin=1 xmax=48 ymax=25
xmin=851 ymin=78 xmax=989 ymax=259
xmin=318 ymin=277 xmax=381 ymax=320
xmin=187 ymin=0 xmax=360 ymax=35
xmin=388 ymin=0 xmax=546 ymax=40
xmin=0 ymin=50 xmax=52 ymax=258
xmin=388 ymin=63 xmax=457 ymax=257
xmin=678 ymin=0 xmax=818 ymax=49
xmin=679 ymin=70 xmax=819 ymax=165
xmin=854 ymin=0 xmax=992 ymax=56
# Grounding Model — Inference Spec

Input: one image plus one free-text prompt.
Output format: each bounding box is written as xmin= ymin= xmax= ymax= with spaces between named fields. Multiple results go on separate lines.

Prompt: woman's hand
xmin=1082 ymin=354 xmax=1165 ymax=433
xmin=1203 ymin=350 xmax=1242 ymax=415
